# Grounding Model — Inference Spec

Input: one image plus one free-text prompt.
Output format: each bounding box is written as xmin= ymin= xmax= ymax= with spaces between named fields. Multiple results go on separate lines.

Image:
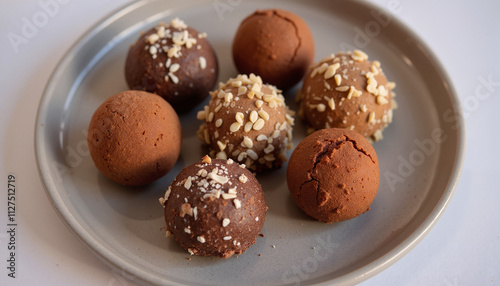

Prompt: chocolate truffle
xmin=197 ymin=74 xmax=294 ymax=172
xmin=232 ymin=9 xmax=314 ymax=90
xmin=298 ymin=50 xmax=397 ymax=141
xmin=87 ymin=90 xmax=182 ymax=186
xmin=125 ymin=18 xmax=218 ymax=113
xmin=286 ymin=128 xmax=379 ymax=223
xmin=160 ymin=156 xmax=267 ymax=258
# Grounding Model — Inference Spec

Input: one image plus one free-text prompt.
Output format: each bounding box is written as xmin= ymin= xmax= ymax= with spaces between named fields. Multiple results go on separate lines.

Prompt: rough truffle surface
xmin=160 ymin=156 xmax=267 ymax=258
xmin=197 ymin=74 xmax=294 ymax=172
xmin=298 ymin=50 xmax=396 ymax=141
xmin=125 ymin=18 xmax=218 ymax=113
xmin=287 ymin=128 xmax=379 ymax=223
xmin=88 ymin=90 xmax=182 ymax=186
xmin=232 ymin=9 xmax=314 ymax=90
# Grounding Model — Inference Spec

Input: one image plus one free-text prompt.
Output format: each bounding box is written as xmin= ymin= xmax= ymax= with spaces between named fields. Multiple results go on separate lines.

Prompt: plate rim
xmin=34 ymin=0 xmax=466 ymax=285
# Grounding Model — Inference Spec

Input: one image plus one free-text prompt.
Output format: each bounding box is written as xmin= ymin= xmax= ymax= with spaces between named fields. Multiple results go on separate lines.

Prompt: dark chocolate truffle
xmin=286 ymin=128 xmax=379 ymax=223
xmin=232 ymin=9 xmax=314 ymax=90
xmin=125 ymin=18 xmax=218 ymax=113
xmin=298 ymin=50 xmax=397 ymax=141
xmin=87 ymin=90 xmax=182 ymax=186
xmin=160 ymin=156 xmax=267 ymax=258
xmin=197 ymin=74 xmax=294 ymax=172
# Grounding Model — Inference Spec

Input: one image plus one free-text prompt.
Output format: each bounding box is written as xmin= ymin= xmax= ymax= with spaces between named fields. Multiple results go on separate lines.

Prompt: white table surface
xmin=1 ymin=0 xmax=499 ymax=285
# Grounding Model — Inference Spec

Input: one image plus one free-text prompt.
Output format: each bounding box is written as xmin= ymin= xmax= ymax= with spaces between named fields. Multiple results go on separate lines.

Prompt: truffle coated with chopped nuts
xmin=160 ymin=156 xmax=267 ymax=258
xmin=125 ymin=18 xmax=218 ymax=113
xmin=232 ymin=9 xmax=314 ymax=90
xmin=87 ymin=90 xmax=182 ymax=186
xmin=197 ymin=74 xmax=294 ymax=172
xmin=297 ymin=50 xmax=397 ymax=141
xmin=287 ymin=128 xmax=379 ymax=223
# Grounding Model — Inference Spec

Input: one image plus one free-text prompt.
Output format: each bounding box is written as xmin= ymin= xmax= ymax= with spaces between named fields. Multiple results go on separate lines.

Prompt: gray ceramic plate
xmin=35 ymin=0 xmax=464 ymax=285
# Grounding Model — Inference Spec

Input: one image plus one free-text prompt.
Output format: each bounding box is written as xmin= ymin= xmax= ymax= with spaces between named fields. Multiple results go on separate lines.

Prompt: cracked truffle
xmin=88 ymin=90 xmax=182 ymax=186
xmin=286 ymin=128 xmax=379 ymax=223
xmin=297 ymin=50 xmax=396 ymax=141
xmin=125 ymin=18 xmax=218 ymax=113
xmin=232 ymin=9 xmax=314 ymax=90
xmin=160 ymin=156 xmax=267 ymax=258
xmin=197 ymin=74 xmax=294 ymax=172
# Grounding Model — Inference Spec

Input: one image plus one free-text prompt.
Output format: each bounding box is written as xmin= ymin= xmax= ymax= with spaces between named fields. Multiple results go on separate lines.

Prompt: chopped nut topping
xmin=249 ymin=110 xmax=258 ymax=123
xmin=184 ymin=176 xmax=192 ymax=189
xmin=197 ymin=236 xmax=206 ymax=243
xmin=247 ymin=149 xmax=258 ymax=160
xmin=239 ymin=174 xmax=248 ymax=183
xmin=258 ymin=109 xmax=270 ymax=121
xmin=233 ymin=199 xmax=241 ymax=209
xmin=242 ymin=136 xmax=253 ymax=148
xmin=230 ymin=122 xmax=242 ymax=132
xmin=334 ymin=74 xmax=342 ymax=86
xmin=387 ymin=81 xmax=396 ymax=90
xmin=180 ymin=203 xmax=193 ymax=217
xmin=217 ymin=140 xmax=226 ymax=151
xmin=324 ymin=63 xmax=340 ymax=79
xmin=238 ymin=86 xmax=247 ymax=96
xmin=317 ymin=103 xmax=326 ymax=112
xmin=360 ymin=104 xmax=368 ymax=113
xmin=256 ymin=134 xmax=268 ymax=141
xmin=169 ymin=63 xmax=180 ymax=73
xmin=208 ymin=172 xmax=229 ymax=184
xmin=347 ymin=86 xmax=361 ymax=99
xmin=253 ymin=118 xmax=265 ymax=130
xmin=351 ymin=49 xmax=368 ymax=62
xmin=215 ymin=118 xmax=223 ymax=128
xmin=216 ymin=151 xmax=227 ymax=160
xmin=336 ymin=86 xmax=349 ymax=92
xmin=199 ymin=56 xmax=207 ymax=69
xmin=255 ymin=100 xmax=264 ymax=108
xmin=368 ymin=112 xmax=376 ymax=124
xmin=328 ymin=98 xmax=335 ymax=110
xmin=235 ymin=112 xmax=244 ymax=124
xmin=225 ymin=92 xmax=233 ymax=103
xmin=377 ymin=95 xmax=389 ymax=105
xmin=373 ymin=129 xmax=383 ymax=141
xmin=221 ymin=193 xmax=237 ymax=200
xmin=202 ymin=155 xmax=211 ymax=164
xmin=244 ymin=122 xmax=253 ymax=132
xmin=222 ymin=218 xmax=230 ymax=227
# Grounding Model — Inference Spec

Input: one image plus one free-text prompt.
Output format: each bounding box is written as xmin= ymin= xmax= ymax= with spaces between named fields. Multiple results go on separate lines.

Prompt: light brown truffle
xmin=160 ymin=156 xmax=267 ymax=258
xmin=87 ymin=90 xmax=181 ymax=186
xmin=232 ymin=9 xmax=314 ymax=90
xmin=125 ymin=18 xmax=218 ymax=113
xmin=286 ymin=128 xmax=379 ymax=223
xmin=197 ymin=74 xmax=294 ymax=172
xmin=298 ymin=50 xmax=396 ymax=141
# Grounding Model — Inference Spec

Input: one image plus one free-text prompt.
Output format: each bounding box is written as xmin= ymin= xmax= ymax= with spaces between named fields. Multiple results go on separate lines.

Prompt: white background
xmin=1 ymin=0 xmax=499 ymax=285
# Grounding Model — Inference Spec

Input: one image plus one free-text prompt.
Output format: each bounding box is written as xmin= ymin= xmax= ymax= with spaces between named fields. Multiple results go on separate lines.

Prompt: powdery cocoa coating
xmin=232 ymin=9 xmax=314 ymax=90
xmin=287 ymin=128 xmax=379 ymax=223
xmin=125 ymin=19 xmax=218 ymax=113
xmin=197 ymin=74 xmax=294 ymax=172
xmin=298 ymin=50 xmax=396 ymax=141
xmin=161 ymin=157 xmax=267 ymax=258
xmin=88 ymin=90 xmax=182 ymax=186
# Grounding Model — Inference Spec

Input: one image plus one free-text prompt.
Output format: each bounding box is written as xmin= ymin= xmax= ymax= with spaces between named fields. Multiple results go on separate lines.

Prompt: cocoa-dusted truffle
xmin=232 ymin=9 xmax=314 ymax=90
xmin=87 ymin=90 xmax=181 ymax=186
xmin=298 ymin=50 xmax=397 ymax=141
xmin=286 ymin=128 xmax=379 ymax=223
xmin=160 ymin=156 xmax=267 ymax=258
xmin=197 ymin=74 xmax=294 ymax=172
xmin=125 ymin=18 xmax=218 ymax=113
